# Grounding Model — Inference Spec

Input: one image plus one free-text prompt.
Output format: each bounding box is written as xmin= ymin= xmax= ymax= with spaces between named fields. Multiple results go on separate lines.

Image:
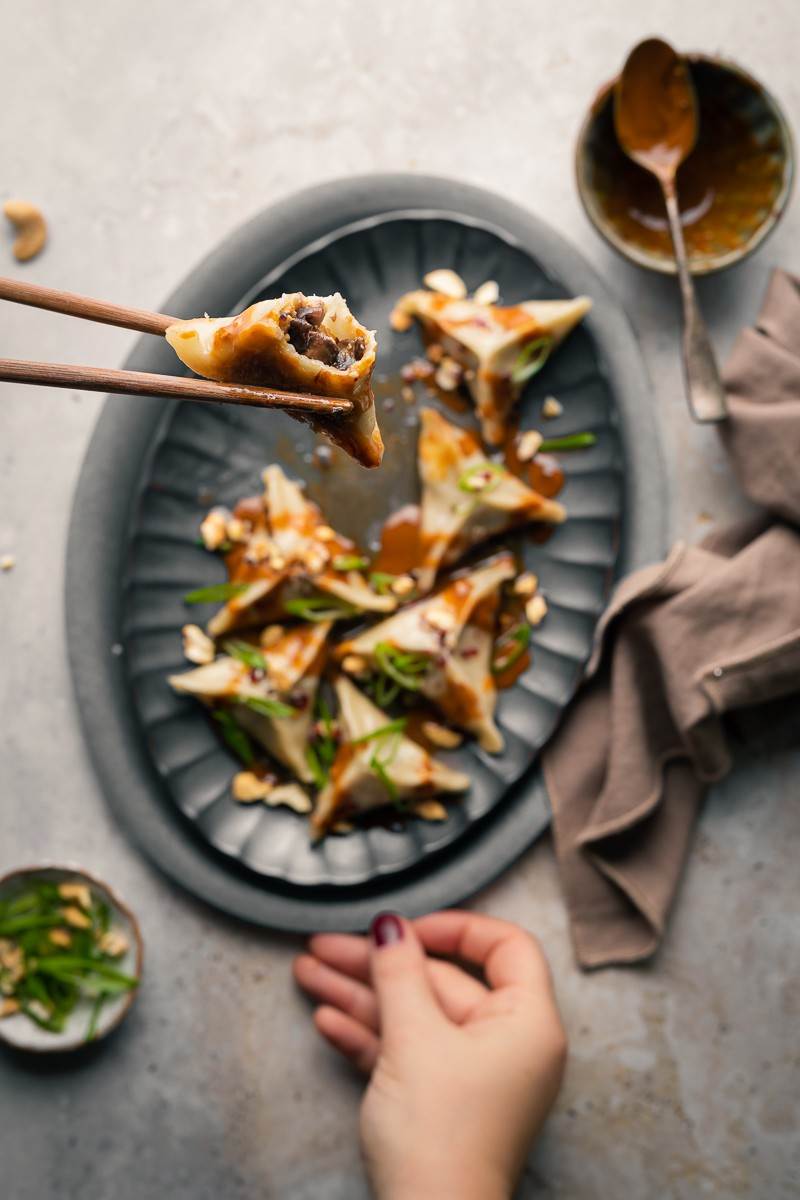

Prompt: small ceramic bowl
xmin=0 ymin=865 xmax=143 ymax=1053
xmin=576 ymin=54 xmax=794 ymax=275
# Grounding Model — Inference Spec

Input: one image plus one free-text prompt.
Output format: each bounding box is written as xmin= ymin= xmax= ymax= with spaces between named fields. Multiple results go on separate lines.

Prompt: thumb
xmin=369 ymin=912 xmax=442 ymax=1041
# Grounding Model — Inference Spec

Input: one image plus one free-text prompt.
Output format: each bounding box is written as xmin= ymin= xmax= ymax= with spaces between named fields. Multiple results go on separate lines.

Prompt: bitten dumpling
xmin=166 ymin=292 xmax=383 ymax=468
xmin=392 ymin=285 xmax=591 ymax=445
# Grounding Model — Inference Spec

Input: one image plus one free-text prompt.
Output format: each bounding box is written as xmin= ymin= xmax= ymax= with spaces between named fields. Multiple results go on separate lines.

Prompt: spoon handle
xmin=662 ymin=185 xmax=728 ymax=423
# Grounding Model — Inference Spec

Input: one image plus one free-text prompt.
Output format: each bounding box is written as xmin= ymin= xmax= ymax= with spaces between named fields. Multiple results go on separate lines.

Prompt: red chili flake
xmin=249 ymin=667 xmax=266 ymax=683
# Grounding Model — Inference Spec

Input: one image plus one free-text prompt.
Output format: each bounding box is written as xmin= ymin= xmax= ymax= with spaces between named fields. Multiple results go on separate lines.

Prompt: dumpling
xmin=166 ymin=292 xmax=383 ymax=468
xmin=391 ymin=285 xmax=591 ymax=445
xmin=310 ymin=675 xmax=469 ymax=839
xmin=337 ymin=554 xmax=514 ymax=750
xmin=169 ymin=621 xmax=330 ymax=784
xmin=204 ymin=464 xmax=396 ymax=636
xmin=416 ymin=406 xmax=565 ymax=591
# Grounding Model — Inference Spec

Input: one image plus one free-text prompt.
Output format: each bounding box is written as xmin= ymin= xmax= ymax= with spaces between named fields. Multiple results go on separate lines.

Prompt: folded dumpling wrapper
xmin=392 ymin=288 xmax=591 ymax=445
xmin=166 ymin=292 xmax=383 ymax=468
xmin=416 ymin=406 xmax=565 ymax=590
xmin=311 ymin=675 xmax=470 ymax=839
xmin=206 ymin=464 xmax=395 ymax=636
xmin=338 ymin=553 xmax=514 ymax=750
xmin=169 ymin=621 xmax=330 ymax=784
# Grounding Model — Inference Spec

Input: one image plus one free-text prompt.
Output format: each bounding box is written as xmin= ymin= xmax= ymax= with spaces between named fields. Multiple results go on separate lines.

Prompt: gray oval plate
xmin=66 ymin=174 xmax=668 ymax=930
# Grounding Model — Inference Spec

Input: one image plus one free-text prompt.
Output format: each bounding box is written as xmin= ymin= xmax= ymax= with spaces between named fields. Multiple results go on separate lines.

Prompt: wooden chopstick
xmin=0 ymin=276 xmax=354 ymax=415
xmin=0 ymin=276 xmax=175 ymax=336
xmin=0 ymin=358 xmax=353 ymax=415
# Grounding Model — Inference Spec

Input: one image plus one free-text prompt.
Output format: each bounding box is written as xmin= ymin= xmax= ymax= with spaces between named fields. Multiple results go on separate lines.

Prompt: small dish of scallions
xmin=0 ymin=866 xmax=142 ymax=1053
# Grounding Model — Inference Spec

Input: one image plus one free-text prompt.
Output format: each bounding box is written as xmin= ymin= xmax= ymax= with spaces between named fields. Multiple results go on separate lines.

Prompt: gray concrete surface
xmin=1 ymin=2 xmax=798 ymax=1197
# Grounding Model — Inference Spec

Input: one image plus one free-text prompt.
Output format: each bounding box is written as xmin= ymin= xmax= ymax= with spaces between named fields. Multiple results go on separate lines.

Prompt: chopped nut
xmin=199 ymin=507 xmax=230 ymax=551
xmin=525 ymin=594 xmax=548 ymax=626
xmin=244 ymin=532 xmax=273 ymax=564
xmin=516 ymin=430 xmax=543 ymax=462
xmin=3 ymin=199 xmax=47 ymax=262
xmin=332 ymin=820 xmax=355 ymax=834
xmin=270 ymin=554 xmax=287 ymax=572
xmin=434 ymin=358 xmax=463 ymax=392
xmin=541 ymin=395 xmax=563 ymax=419
xmin=266 ymin=783 xmax=312 ymax=813
xmin=99 ymin=929 xmax=130 ymax=958
xmin=425 ymin=343 xmax=445 ymax=364
xmin=58 ymin=882 xmax=92 ymax=910
xmin=421 ymin=721 xmax=463 ymax=749
xmin=0 ymin=939 xmax=24 ymax=986
xmin=303 ymin=545 xmax=330 ymax=574
xmin=225 ymin=516 xmax=250 ymax=543
xmin=49 ymin=928 xmax=72 ymax=948
xmin=390 ymin=573 xmax=416 ymax=597
xmin=513 ymin=572 xmax=539 ymax=598
xmin=259 ymin=624 xmax=285 ymax=648
xmin=61 ymin=905 xmax=91 ymax=929
xmin=413 ymin=799 xmax=449 ymax=821
xmin=0 ymin=554 xmax=15 ymax=572
xmin=402 ymin=357 xmax=435 ymax=382
xmin=473 ymin=279 xmax=499 ymax=305
xmin=181 ymin=623 xmax=215 ymax=665
xmin=390 ymin=306 xmax=413 ymax=332
xmin=0 ymin=997 xmax=20 ymax=1019
xmin=232 ymin=771 xmax=275 ymax=803
xmin=315 ymin=525 xmax=337 ymax=542
xmin=401 ymin=385 xmax=416 ymax=405
xmin=342 ymin=654 xmax=369 ymax=676
xmin=423 ymin=268 xmax=467 ymax=299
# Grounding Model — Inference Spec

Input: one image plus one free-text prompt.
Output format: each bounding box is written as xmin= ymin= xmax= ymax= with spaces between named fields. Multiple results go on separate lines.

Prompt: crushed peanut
xmin=315 ymin=525 xmax=337 ymax=543
xmin=421 ymin=721 xmax=463 ymax=749
xmin=199 ymin=507 xmax=230 ymax=551
xmin=390 ymin=573 xmax=416 ymax=597
xmin=259 ymin=624 xmax=285 ymax=648
xmin=473 ymin=279 xmax=499 ymax=305
xmin=0 ymin=997 xmax=20 ymax=1018
xmin=225 ymin=516 xmax=250 ymax=543
xmin=401 ymin=385 xmax=416 ymax=405
xmin=516 ymin=430 xmax=543 ymax=462
xmin=303 ymin=545 xmax=330 ymax=574
xmin=542 ymin=395 xmax=563 ymax=419
xmin=513 ymin=572 xmax=539 ymax=598
xmin=49 ymin=928 xmax=72 ymax=948
xmin=98 ymin=930 xmax=130 ymax=958
xmin=232 ymin=771 xmax=275 ymax=803
xmin=61 ymin=905 xmax=91 ymax=930
xmin=244 ymin=532 xmax=273 ymax=564
xmin=332 ymin=820 xmax=355 ymax=834
xmin=425 ymin=343 xmax=445 ymax=364
xmin=58 ymin=882 xmax=92 ymax=910
xmin=426 ymin=607 xmax=456 ymax=635
xmin=342 ymin=654 xmax=369 ymax=676
xmin=0 ymin=554 xmax=15 ymax=572
xmin=266 ymin=783 xmax=312 ymax=814
xmin=413 ymin=799 xmax=449 ymax=821
xmin=434 ymin=358 xmax=463 ymax=392
xmin=423 ymin=268 xmax=467 ymax=299
xmin=181 ymin=623 xmax=215 ymax=665
xmin=525 ymin=595 xmax=548 ymax=626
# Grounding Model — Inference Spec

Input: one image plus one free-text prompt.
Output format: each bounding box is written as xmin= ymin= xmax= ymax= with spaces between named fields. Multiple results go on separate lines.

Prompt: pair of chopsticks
xmin=0 ymin=277 xmax=353 ymax=417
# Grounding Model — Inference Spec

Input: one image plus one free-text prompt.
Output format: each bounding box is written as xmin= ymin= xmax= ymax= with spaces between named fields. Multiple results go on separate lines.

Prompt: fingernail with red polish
xmin=371 ymin=911 xmax=404 ymax=947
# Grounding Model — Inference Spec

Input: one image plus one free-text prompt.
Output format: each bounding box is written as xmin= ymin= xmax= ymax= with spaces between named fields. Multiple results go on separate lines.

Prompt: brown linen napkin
xmin=541 ymin=269 xmax=800 ymax=968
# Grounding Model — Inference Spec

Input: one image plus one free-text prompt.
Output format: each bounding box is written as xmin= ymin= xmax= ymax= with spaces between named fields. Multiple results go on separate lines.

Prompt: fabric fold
xmin=542 ymin=269 xmax=800 ymax=968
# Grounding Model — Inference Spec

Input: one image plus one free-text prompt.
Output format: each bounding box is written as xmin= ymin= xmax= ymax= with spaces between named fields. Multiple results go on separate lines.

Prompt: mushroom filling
xmin=283 ymin=301 xmax=366 ymax=370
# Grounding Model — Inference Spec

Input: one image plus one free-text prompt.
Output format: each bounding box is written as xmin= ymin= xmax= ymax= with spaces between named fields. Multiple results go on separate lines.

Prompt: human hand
xmin=293 ymin=910 xmax=567 ymax=1200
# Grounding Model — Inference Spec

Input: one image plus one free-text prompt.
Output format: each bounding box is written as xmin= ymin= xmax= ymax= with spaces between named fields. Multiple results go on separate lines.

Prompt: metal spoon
xmin=615 ymin=38 xmax=727 ymax=422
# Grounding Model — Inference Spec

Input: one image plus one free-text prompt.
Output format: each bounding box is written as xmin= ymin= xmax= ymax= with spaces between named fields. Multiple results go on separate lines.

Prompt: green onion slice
xmin=236 ymin=695 xmax=297 ymax=719
xmin=332 ymin=554 xmax=369 ymax=572
xmin=284 ymin=595 xmax=358 ymax=622
xmin=351 ymin=718 xmax=408 ymax=746
xmin=538 ymin=432 xmax=597 ymax=453
xmin=184 ymin=582 xmax=251 ymax=604
xmin=223 ymin=640 xmax=268 ymax=671
xmin=368 ymin=572 xmax=397 ymax=595
xmin=374 ymin=642 xmax=430 ymax=692
xmin=491 ymin=622 xmax=532 ymax=675
xmin=213 ymin=709 xmax=255 ymax=765
xmin=511 ymin=336 xmax=553 ymax=387
xmin=457 ymin=461 xmax=505 ymax=495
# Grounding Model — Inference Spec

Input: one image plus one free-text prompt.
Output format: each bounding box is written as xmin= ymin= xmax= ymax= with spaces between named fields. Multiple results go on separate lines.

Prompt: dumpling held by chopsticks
xmin=165 ymin=292 xmax=383 ymax=469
